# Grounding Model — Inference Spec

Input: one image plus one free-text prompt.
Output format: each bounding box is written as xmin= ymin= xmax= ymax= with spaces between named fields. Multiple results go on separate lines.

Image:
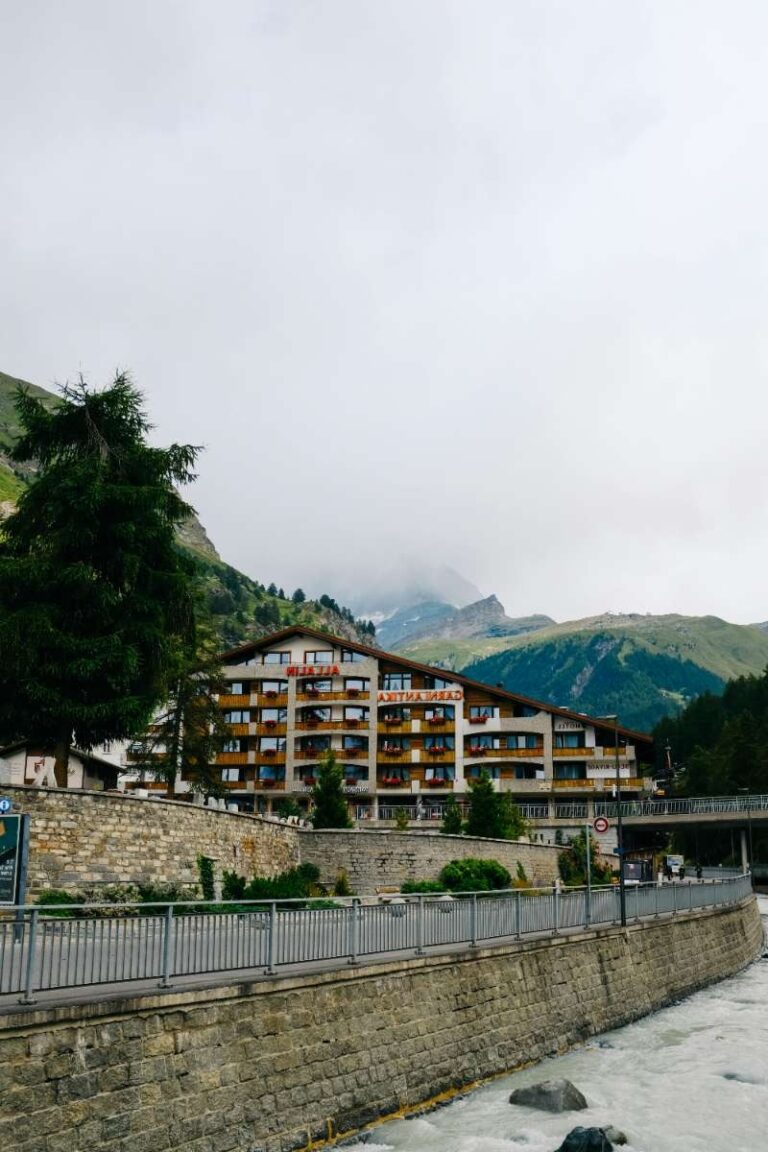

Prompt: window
xmin=468 ymin=765 xmax=500 ymax=779
xmin=345 ymin=677 xmax=370 ymax=692
xmin=469 ymin=705 xmax=497 ymax=720
xmin=341 ymin=649 xmax=366 ymax=663
xmin=423 ymin=676 xmax=455 ymax=690
xmin=228 ymin=682 xmax=246 ymax=696
xmin=344 ymin=707 xmax=369 ymax=722
xmin=221 ymin=768 xmax=241 ymax=782
xmin=304 ymin=679 xmax=332 ymax=694
xmin=467 ymin=734 xmax=493 ymax=749
xmin=257 ymin=766 xmax=285 ymax=782
xmin=381 ymin=707 xmax=411 ymax=723
xmin=263 ymin=651 xmax=291 ymax=664
xmin=343 ymin=735 xmax=368 ymax=750
xmin=555 ymin=732 xmax=585 ymax=749
xmin=223 ymin=710 xmax=250 ymax=724
xmin=554 ymin=763 xmax=586 ymax=780
xmin=222 ymin=738 xmax=247 ymax=753
xmin=305 ymin=650 xmax=333 ymax=664
xmin=260 ymin=708 xmax=287 ymax=724
xmin=424 ymin=766 xmax=455 ymax=781
xmin=424 ymin=706 xmax=455 ymax=721
xmin=507 ymin=734 xmax=543 ymax=750
xmin=379 ymin=736 xmax=410 ymax=751
xmin=514 ymin=765 xmax=541 ymax=780
xmin=299 ymin=736 xmax=331 ymax=752
xmin=261 ymin=680 xmax=288 ymax=695
xmin=259 ymin=737 xmax=287 ymax=752
xmin=302 ymin=707 xmax=331 ymax=723
xmin=423 ymin=736 xmax=455 ymax=750
xmin=382 ymin=672 xmax=412 ymax=690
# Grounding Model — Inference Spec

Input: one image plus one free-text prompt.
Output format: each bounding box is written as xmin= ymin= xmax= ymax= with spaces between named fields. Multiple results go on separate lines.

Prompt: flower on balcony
xmin=426 ymin=776 xmax=447 ymax=785
xmin=427 ymin=746 xmax=445 ymax=755
xmin=264 ymin=690 xmax=278 ymax=699
xmin=306 ymin=687 xmax=320 ymax=698
xmin=469 ymin=715 xmax=488 ymax=725
xmin=382 ymin=776 xmax=404 ymax=786
xmin=347 ymin=718 xmax=359 ymax=727
xmin=382 ymin=745 xmax=401 ymax=755
xmin=347 ymin=688 xmax=360 ymax=698
xmin=261 ymin=748 xmax=276 ymax=757
xmin=468 ymin=746 xmax=487 ymax=756
xmin=429 ymin=716 xmax=444 ymax=726
xmin=264 ymin=720 xmax=277 ymax=729
xmin=302 ymin=777 xmax=316 ymax=786
xmin=384 ymin=715 xmax=399 ymax=725
xmin=306 ymin=719 xmax=319 ymax=728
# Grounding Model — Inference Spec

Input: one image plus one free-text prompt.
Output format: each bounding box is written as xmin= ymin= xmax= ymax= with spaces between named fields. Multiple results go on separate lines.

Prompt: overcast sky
xmin=3 ymin=2 xmax=768 ymax=624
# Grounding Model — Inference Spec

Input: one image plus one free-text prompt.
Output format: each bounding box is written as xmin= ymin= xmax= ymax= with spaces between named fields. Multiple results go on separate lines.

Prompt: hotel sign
xmin=286 ymin=665 xmax=340 ymax=677
xmin=377 ymin=689 xmax=464 ymax=704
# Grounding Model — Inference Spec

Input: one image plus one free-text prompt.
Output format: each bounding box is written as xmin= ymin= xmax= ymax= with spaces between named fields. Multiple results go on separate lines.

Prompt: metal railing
xmin=1 ymin=874 xmax=752 ymax=1005
xmin=595 ymin=793 xmax=768 ymax=819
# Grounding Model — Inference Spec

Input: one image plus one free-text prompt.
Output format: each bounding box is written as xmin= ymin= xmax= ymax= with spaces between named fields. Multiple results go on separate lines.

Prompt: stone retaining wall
xmin=300 ymin=828 xmax=561 ymax=892
xmin=2 ymin=787 xmax=301 ymax=893
xmin=0 ymin=898 xmax=761 ymax=1152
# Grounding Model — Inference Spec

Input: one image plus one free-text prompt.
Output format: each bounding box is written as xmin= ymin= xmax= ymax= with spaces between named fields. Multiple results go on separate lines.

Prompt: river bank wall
xmin=0 ymin=896 xmax=762 ymax=1152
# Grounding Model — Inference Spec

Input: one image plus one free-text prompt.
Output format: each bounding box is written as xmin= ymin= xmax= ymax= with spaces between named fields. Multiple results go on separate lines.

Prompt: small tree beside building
xmin=310 ymin=750 xmax=352 ymax=829
xmin=465 ymin=769 xmax=526 ymax=840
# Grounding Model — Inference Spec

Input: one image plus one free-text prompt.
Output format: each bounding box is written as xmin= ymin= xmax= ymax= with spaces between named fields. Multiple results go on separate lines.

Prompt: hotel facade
xmin=131 ymin=626 xmax=654 ymax=834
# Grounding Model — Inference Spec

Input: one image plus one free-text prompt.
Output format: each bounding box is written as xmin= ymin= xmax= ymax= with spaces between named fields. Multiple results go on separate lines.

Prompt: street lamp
xmin=602 ymin=715 xmax=626 ymax=927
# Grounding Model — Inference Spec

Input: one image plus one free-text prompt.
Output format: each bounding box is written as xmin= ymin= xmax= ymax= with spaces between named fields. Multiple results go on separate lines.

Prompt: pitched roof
xmin=220 ymin=625 xmax=653 ymax=744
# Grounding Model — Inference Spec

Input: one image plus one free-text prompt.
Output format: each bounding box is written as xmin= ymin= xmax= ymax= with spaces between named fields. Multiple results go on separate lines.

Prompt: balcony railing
xmin=217 ymin=752 xmax=249 ymax=766
xmin=253 ymin=693 xmax=288 ymax=707
xmin=553 ymin=747 xmax=588 ymax=757
xmin=219 ymin=694 xmax=250 ymax=708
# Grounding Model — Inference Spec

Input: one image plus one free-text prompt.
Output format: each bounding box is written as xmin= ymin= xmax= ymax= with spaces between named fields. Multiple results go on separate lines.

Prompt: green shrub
xmin=439 ymin=858 xmax=512 ymax=892
xmin=394 ymin=808 xmax=410 ymax=831
xmin=36 ymin=889 xmax=80 ymax=916
xmin=333 ymin=869 xmax=352 ymax=897
xmin=222 ymin=870 xmax=247 ymax=901
xmin=297 ymin=862 xmax=320 ymax=885
xmin=400 ymin=879 xmax=447 ymax=894
xmin=197 ymin=855 xmax=215 ymax=902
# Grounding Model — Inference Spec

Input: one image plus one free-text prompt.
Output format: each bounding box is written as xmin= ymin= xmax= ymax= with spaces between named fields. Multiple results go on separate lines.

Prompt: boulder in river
xmin=509 ymin=1079 xmax=588 ymax=1113
xmin=603 ymin=1126 xmax=627 ymax=1145
xmin=554 ymin=1127 xmax=614 ymax=1151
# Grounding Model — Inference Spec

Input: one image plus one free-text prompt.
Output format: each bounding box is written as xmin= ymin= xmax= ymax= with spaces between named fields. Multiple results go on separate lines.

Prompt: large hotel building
xmin=145 ymin=626 xmax=654 ymax=834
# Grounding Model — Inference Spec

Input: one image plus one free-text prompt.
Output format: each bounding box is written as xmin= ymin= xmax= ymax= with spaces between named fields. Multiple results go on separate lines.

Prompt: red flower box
xmin=264 ymin=720 xmax=277 ymax=729
xmin=264 ymin=690 xmax=278 ymax=699
xmin=469 ymin=716 xmax=488 ymax=725
xmin=347 ymin=689 xmax=360 ymax=698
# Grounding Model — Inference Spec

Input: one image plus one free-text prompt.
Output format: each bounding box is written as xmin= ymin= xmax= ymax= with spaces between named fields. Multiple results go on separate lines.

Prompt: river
xmin=343 ymin=896 xmax=768 ymax=1152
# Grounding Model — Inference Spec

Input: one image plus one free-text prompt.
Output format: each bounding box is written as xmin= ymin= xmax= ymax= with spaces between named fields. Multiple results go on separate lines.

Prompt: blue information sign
xmin=0 ymin=815 xmax=22 ymax=904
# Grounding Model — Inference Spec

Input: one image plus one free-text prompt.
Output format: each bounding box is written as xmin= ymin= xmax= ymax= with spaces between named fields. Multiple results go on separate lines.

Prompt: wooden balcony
xmin=255 ymin=723 xmax=287 ymax=736
xmin=253 ymin=779 xmax=285 ymax=790
xmin=553 ymin=778 xmax=593 ymax=789
xmin=253 ymin=693 xmax=288 ymax=707
xmin=220 ymin=694 xmax=250 ymax=708
xmin=378 ymin=776 xmax=411 ymax=788
xmin=227 ymin=723 xmax=249 ymax=737
xmin=424 ymin=748 xmax=453 ymax=759
xmin=294 ymin=749 xmax=330 ymax=761
xmin=216 ymin=752 xmax=249 ymax=766
xmin=255 ymin=751 xmax=286 ymax=765
xmin=380 ymin=747 xmax=405 ymax=758
xmin=464 ymin=746 xmax=544 ymax=759
xmin=553 ymin=747 xmax=588 ymax=757
xmin=295 ymin=720 xmax=369 ymax=732
xmin=378 ymin=722 xmax=412 ymax=735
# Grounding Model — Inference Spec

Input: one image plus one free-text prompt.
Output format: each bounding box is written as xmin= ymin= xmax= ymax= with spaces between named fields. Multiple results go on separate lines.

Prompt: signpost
xmin=593 ymin=816 xmax=609 ymax=835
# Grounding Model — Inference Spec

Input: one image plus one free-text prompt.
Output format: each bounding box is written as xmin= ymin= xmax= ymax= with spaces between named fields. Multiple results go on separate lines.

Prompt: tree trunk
xmin=53 ymin=728 xmax=70 ymax=788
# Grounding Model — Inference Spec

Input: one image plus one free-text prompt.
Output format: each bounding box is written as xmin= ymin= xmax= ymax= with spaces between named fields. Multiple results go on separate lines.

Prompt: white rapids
xmin=343 ymin=897 xmax=768 ymax=1152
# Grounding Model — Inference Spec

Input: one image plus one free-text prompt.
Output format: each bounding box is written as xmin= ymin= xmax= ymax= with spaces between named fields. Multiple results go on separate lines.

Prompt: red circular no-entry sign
xmin=593 ymin=816 xmax=610 ymax=834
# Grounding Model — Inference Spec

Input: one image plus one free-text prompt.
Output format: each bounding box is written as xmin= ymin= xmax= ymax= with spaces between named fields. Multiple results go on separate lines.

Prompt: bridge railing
xmin=595 ymin=793 xmax=768 ymax=819
xmin=0 ymin=873 xmax=752 ymax=1005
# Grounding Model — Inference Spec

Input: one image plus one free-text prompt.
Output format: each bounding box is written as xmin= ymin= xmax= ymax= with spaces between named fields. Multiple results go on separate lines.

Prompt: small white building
xmin=0 ymin=741 xmax=120 ymax=791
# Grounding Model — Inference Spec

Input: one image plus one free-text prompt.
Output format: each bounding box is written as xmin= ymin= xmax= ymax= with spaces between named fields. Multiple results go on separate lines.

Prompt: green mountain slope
xmin=400 ymin=612 xmax=768 ymax=732
xmin=0 ymin=369 xmax=374 ymax=649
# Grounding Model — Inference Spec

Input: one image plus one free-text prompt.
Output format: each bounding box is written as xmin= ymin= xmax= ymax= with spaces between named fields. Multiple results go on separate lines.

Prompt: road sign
xmin=593 ymin=816 xmax=609 ymax=834
xmin=0 ymin=798 xmax=11 ymax=814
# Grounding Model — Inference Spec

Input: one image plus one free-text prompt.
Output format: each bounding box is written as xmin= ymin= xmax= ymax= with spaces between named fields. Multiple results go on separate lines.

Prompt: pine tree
xmin=465 ymin=769 xmax=526 ymax=840
xmin=0 ymin=374 xmax=198 ymax=784
xmin=132 ymin=604 xmax=230 ymax=798
xmin=310 ymin=750 xmax=352 ymax=829
xmin=441 ymin=794 xmax=464 ymax=835
xmin=291 ymin=588 xmax=306 ymax=604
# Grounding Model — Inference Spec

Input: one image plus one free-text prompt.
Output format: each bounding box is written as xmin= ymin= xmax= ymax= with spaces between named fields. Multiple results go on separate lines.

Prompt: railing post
xmin=584 ymin=882 xmax=591 ymax=929
xmin=688 ymin=881 xmax=693 ymax=912
xmin=672 ymin=882 xmax=677 ymax=915
xmin=19 ymin=908 xmax=38 ymax=1006
xmin=515 ymin=889 xmax=522 ymax=939
xmin=553 ymin=885 xmax=560 ymax=935
xmin=415 ymin=896 xmax=424 ymax=956
xmin=470 ymin=893 xmax=478 ymax=948
xmin=348 ymin=898 xmax=360 ymax=965
xmin=158 ymin=905 xmax=174 ymax=989
xmin=267 ymin=901 xmax=277 ymax=975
